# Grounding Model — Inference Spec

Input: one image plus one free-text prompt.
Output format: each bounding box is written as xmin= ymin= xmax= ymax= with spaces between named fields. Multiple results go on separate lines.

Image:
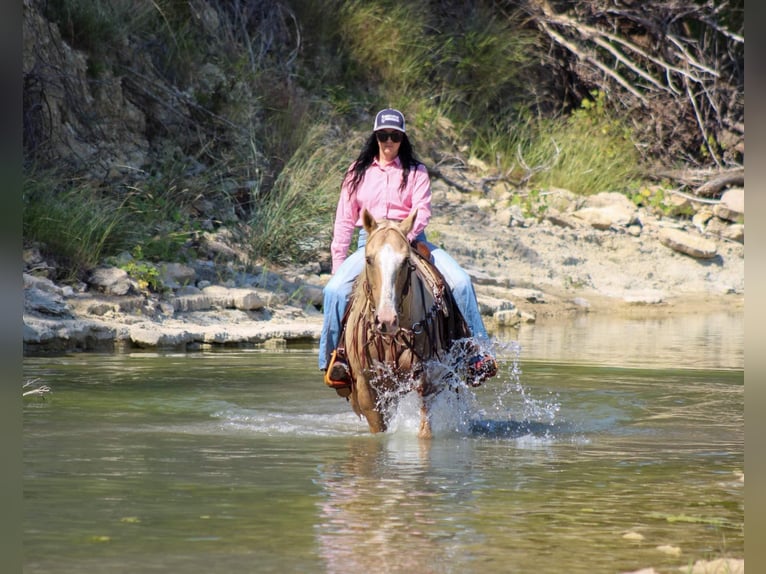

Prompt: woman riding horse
xmin=341 ymin=208 xmax=481 ymax=436
xmin=318 ymin=108 xmax=497 ymax=394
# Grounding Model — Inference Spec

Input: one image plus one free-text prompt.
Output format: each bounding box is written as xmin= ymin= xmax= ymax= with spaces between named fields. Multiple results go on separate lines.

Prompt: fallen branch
xmin=23 ymin=378 xmax=52 ymax=398
xmin=694 ymin=169 xmax=744 ymax=197
xmin=668 ymin=188 xmax=720 ymax=205
xmin=648 ymin=167 xmax=743 ymax=195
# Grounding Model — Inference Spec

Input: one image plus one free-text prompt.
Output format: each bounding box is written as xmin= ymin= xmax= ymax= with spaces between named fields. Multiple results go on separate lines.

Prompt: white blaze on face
xmin=375 ymin=243 xmax=405 ymax=332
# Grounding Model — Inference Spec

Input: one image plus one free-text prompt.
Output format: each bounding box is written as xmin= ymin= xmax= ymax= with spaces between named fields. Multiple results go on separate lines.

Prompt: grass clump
xmin=23 ymin=173 xmax=133 ymax=282
xmin=248 ymin=123 xmax=355 ymax=264
xmin=466 ymin=90 xmax=644 ymax=196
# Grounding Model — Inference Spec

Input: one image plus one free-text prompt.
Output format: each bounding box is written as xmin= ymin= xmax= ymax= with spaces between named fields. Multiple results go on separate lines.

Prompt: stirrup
xmin=324 ymin=349 xmax=353 ymax=397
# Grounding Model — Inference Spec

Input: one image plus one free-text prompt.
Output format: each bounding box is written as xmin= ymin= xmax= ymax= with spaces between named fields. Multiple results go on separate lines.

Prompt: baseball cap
xmin=373 ymin=108 xmax=406 ymax=133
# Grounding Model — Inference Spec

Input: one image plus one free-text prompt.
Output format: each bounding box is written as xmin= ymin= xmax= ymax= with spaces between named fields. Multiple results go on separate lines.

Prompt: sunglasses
xmin=376 ymin=131 xmax=403 ymax=143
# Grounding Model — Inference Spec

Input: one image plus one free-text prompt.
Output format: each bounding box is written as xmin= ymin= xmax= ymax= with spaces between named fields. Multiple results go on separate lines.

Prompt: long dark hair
xmin=344 ymin=132 xmax=422 ymax=198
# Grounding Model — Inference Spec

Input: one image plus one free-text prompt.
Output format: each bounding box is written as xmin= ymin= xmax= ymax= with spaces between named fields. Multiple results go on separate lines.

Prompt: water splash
xmin=471 ymin=339 xmax=563 ymax=440
xmin=368 ymin=338 xmax=563 ymax=440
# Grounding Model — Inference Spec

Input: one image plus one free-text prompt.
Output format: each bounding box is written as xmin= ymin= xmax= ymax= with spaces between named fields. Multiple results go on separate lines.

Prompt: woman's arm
xmin=406 ymin=164 xmax=432 ymax=242
xmin=330 ymin=172 xmax=359 ymax=273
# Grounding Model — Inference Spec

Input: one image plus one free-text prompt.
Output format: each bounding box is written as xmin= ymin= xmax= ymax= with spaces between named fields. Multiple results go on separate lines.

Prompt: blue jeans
xmin=318 ymin=230 xmax=489 ymax=370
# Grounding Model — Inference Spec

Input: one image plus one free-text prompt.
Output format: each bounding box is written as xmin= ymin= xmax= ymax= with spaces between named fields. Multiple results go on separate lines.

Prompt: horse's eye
xmin=365 ymin=256 xmax=373 ymax=265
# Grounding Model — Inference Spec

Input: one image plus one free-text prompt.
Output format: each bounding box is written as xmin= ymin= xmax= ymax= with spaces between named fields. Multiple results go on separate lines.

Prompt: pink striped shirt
xmin=331 ymin=156 xmax=431 ymax=273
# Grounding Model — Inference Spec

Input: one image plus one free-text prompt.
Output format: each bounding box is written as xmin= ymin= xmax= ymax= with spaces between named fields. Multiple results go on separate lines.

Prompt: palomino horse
xmin=339 ymin=208 xmax=475 ymax=438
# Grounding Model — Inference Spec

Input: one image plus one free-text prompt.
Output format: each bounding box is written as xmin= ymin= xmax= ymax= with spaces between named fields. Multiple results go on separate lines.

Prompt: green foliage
xmin=43 ymin=0 xmax=201 ymax=79
xmin=23 ymin=172 xmax=133 ymax=281
xmin=336 ymin=0 xmax=432 ymax=104
xmin=539 ymin=90 xmax=642 ymax=194
xmin=429 ymin=5 xmax=537 ymax=117
xmin=119 ymin=247 xmax=164 ymax=292
xmin=510 ymin=188 xmax=548 ymax=220
xmin=467 ymin=91 xmax=643 ymax=196
xmin=629 ymin=185 xmax=696 ymax=219
xmin=24 ymin=161 xmax=206 ymax=281
xmin=120 ymin=159 xmax=204 ymax=263
xmin=249 ymin=123 xmax=353 ymax=264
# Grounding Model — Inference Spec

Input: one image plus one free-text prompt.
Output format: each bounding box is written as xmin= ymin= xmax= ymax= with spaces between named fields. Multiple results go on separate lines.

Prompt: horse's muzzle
xmin=374 ymin=308 xmax=399 ymax=334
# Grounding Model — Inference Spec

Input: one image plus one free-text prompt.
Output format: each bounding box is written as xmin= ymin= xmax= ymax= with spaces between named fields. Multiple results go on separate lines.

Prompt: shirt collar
xmin=373 ymin=155 xmax=402 ymax=168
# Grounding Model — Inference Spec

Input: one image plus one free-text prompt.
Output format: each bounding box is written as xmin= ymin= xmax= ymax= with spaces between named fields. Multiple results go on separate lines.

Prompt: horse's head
xmin=362 ymin=208 xmax=417 ymax=334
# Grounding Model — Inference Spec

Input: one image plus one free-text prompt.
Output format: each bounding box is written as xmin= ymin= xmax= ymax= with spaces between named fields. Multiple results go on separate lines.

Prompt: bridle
xmin=359 ymin=228 xmax=450 ymax=367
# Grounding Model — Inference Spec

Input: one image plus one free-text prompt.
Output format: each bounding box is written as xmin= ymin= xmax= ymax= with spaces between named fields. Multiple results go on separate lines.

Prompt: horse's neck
xmin=399 ymin=269 xmax=434 ymax=325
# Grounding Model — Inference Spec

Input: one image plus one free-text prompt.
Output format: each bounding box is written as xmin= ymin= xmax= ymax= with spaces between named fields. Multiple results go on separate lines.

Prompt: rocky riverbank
xmin=23 ymin=182 xmax=744 ymax=356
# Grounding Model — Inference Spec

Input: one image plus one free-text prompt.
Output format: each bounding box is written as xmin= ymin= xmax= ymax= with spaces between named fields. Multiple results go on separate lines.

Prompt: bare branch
xmin=537 ymin=19 xmax=648 ymax=104
xmin=684 ymin=76 xmax=721 ymax=167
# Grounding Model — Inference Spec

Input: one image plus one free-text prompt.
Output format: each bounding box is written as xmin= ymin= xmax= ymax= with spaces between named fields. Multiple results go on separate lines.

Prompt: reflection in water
xmin=316 ymin=437 xmax=480 ymax=574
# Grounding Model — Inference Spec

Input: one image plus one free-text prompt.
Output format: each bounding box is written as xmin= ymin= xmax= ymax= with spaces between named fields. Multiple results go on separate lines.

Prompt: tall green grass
xmin=248 ymin=123 xmax=356 ymax=264
xmin=23 ymin=174 xmax=133 ymax=281
xmin=466 ymin=91 xmax=643 ymax=195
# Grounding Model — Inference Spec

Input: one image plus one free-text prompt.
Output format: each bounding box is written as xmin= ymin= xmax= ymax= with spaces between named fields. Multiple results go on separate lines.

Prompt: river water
xmin=23 ymin=311 xmax=743 ymax=573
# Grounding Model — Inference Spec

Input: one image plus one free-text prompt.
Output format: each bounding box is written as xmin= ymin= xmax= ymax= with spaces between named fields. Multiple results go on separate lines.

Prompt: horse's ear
xmin=400 ymin=209 xmax=418 ymax=236
xmin=362 ymin=208 xmax=378 ymax=233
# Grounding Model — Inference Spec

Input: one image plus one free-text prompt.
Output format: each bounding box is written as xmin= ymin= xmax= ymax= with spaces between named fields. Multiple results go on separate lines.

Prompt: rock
xmin=176 ymin=285 xmax=202 ymax=296
xmin=24 ymin=273 xmax=60 ymax=294
xmin=505 ymin=204 xmax=525 ymax=226
xmin=655 ymin=544 xmax=681 ymax=556
xmin=713 ymin=187 xmax=744 ymax=222
xmin=297 ymin=284 xmax=324 ymax=307
xmin=509 ymin=287 xmax=546 ymax=303
xmin=623 ymin=290 xmax=665 ymax=305
xmin=129 ymin=325 xmax=196 ymax=348
xmin=572 ymin=297 xmax=591 ymax=309
xmin=692 ymin=207 xmax=715 ymax=232
xmin=545 ymin=208 xmax=580 ymax=229
xmin=571 ymin=207 xmax=610 ymax=229
xmin=722 ymin=223 xmax=744 ymax=243
xmin=159 ymin=262 xmax=196 ymax=289
xmin=23 ymin=316 xmax=120 ymax=353
xmin=25 ymin=287 xmax=71 ymax=317
xmin=577 ymin=191 xmax=638 ymax=228
xmin=519 ymin=310 xmax=536 ymax=323
xmin=493 ymin=308 xmax=521 ymax=327
xmin=23 ymin=246 xmax=55 ymax=278
xmin=172 ymin=293 xmax=215 ymax=313
xmin=661 ymin=192 xmax=693 ymax=216
xmin=545 ymin=188 xmax=580 ymax=212
xmin=81 ymin=301 xmax=120 ymax=316
xmin=200 ymin=285 xmax=266 ymax=310
xmin=683 ymin=558 xmax=744 ymax=574
xmin=658 ymin=228 xmax=717 ymax=259
xmin=476 ymin=292 xmax=516 ymax=315
xmin=621 ymin=531 xmax=644 ymax=541
xmin=88 ymin=266 xmax=136 ymax=295
xmin=23 ymin=0 xmax=149 ymax=178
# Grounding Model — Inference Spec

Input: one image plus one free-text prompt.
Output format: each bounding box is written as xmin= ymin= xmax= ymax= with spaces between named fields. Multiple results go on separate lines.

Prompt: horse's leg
xmin=353 ymin=377 xmax=387 ymax=433
xmin=418 ymin=374 xmax=434 ymax=439
xmin=418 ymin=403 xmax=432 ymax=439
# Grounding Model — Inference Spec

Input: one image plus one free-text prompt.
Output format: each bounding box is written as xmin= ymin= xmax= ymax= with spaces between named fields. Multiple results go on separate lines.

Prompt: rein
xmin=360 ymin=246 xmax=449 ymax=369
xmin=341 ymin=220 xmax=471 ymax=389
